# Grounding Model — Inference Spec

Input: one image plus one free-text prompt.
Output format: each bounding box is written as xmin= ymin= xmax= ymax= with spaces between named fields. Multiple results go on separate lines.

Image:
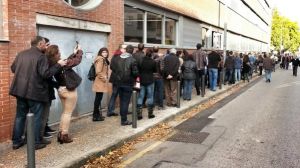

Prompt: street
xmin=121 ymin=68 xmax=300 ymax=168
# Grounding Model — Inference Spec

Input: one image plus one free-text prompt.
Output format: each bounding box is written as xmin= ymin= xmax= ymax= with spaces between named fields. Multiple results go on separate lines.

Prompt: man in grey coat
xmin=10 ymin=36 xmax=66 ymax=150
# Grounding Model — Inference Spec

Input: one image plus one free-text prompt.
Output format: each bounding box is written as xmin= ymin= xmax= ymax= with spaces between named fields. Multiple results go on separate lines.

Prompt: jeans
xmin=183 ymin=79 xmax=194 ymax=100
xmin=138 ymin=83 xmax=154 ymax=106
xmin=234 ymin=69 xmax=241 ymax=81
xmin=195 ymin=69 xmax=205 ymax=94
xmin=265 ymin=69 xmax=272 ymax=81
xmin=94 ymin=92 xmax=104 ymax=110
xmin=117 ymin=85 xmax=133 ymax=123
xmin=12 ymin=97 xmax=44 ymax=145
xmin=58 ymin=87 xmax=77 ymax=135
xmin=108 ymin=84 xmax=119 ymax=114
xmin=208 ymin=68 xmax=218 ymax=91
xmin=154 ymin=79 xmax=164 ymax=107
xmin=225 ymin=69 xmax=233 ymax=84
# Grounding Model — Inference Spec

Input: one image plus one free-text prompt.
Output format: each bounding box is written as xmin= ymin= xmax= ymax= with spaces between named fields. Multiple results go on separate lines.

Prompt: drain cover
xmin=167 ymin=131 xmax=209 ymax=144
xmin=174 ymin=117 xmax=213 ymax=133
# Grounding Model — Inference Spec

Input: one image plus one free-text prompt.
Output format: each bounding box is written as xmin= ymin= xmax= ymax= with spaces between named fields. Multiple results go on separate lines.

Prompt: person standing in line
xmin=242 ymin=54 xmax=251 ymax=82
xmin=207 ymin=50 xmax=221 ymax=91
xmin=107 ymin=44 xmax=127 ymax=117
xmin=163 ymin=48 xmax=180 ymax=107
xmin=257 ymin=54 xmax=264 ymax=76
xmin=137 ymin=48 xmax=157 ymax=120
xmin=46 ymin=44 xmax=83 ymax=144
xmin=110 ymin=45 xmax=139 ymax=126
xmin=92 ymin=47 xmax=110 ymax=121
xmin=224 ymin=51 xmax=235 ymax=85
xmin=10 ymin=36 xmax=66 ymax=150
xmin=152 ymin=46 xmax=165 ymax=110
xmin=192 ymin=43 xmax=207 ymax=95
xmin=181 ymin=54 xmax=197 ymax=101
xmin=291 ymin=55 xmax=300 ymax=77
xmin=234 ymin=52 xmax=242 ymax=82
xmin=263 ymin=53 xmax=274 ymax=83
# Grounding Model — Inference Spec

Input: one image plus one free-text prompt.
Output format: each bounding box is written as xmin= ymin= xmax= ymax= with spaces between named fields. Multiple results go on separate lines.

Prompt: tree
xmin=271 ymin=8 xmax=300 ymax=53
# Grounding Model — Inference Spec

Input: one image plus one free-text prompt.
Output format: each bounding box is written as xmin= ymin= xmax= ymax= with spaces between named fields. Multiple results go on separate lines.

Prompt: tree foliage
xmin=271 ymin=8 xmax=300 ymax=53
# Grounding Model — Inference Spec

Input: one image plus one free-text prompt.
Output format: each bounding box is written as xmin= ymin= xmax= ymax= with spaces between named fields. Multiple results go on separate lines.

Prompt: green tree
xmin=271 ymin=8 xmax=300 ymax=53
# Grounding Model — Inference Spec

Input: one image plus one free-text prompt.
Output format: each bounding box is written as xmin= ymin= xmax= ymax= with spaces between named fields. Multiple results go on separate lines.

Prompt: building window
xmin=63 ymin=0 xmax=103 ymax=10
xmin=147 ymin=12 xmax=162 ymax=44
xmin=212 ymin=31 xmax=222 ymax=49
xmin=201 ymin=27 xmax=208 ymax=48
xmin=124 ymin=6 xmax=144 ymax=43
xmin=165 ymin=17 xmax=176 ymax=45
xmin=124 ymin=5 xmax=177 ymax=46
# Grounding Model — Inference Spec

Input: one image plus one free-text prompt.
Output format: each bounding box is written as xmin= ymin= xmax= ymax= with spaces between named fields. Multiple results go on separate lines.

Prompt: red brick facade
xmin=0 ymin=0 xmax=124 ymax=142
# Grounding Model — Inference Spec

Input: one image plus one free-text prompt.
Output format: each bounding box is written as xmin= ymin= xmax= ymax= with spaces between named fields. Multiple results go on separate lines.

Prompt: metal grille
xmin=167 ymin=131 xmax=209 ymax=144
xmin=174 ymin=117 xmax=214 ymax=133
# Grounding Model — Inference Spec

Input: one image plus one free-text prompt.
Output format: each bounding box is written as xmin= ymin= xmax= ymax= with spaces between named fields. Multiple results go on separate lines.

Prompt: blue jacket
xmin=234 ymin=57 xmax=242 ymax=69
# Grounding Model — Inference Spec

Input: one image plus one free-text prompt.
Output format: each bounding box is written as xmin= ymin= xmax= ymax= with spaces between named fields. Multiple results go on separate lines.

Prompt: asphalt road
xmin=123 ymin=68 xmax=300 ymax=168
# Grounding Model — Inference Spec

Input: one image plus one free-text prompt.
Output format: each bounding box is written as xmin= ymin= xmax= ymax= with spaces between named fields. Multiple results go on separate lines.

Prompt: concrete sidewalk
xmin=0 ymin=79 xmax=255 ymax=168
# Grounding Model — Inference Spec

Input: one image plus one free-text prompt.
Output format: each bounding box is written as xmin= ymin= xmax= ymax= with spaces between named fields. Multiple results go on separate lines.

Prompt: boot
xmin=92 ymin=108 xmax=104 ymax=122
xmin=57 ymin=132 xmax=73 ymax=144
xmin=137 ymin=105 xmax=143 ymax=120
xmin=148 ymin=105 xmax=155 ymax=119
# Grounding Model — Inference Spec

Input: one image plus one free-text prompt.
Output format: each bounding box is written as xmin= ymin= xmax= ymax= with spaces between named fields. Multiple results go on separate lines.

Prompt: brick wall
xmin=0 ymin=0 xmax=124 ymax=143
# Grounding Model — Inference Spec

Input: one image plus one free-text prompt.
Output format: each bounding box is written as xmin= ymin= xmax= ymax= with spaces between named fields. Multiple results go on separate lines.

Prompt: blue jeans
xmin=138 ymin=83 xmax=154 ymax=107
xmin=183 ymin=79 xmax=194 ymax=100
xmin=108 ymin=84 xmax=119 ymax=114
xmin=117 ymin=85 xmax=133 ymax=123
xmin=12 ymin=97 xmax=44 ymax=145
xmin=235 ymin=69 xmax=241 ymax=81
xmin=265 ymin=70 xmax=272 ymax=81
xmin=225 ymin=69 xmax=233 ymax=84
xmin=208 ymin=68 xmax=218 ymax=91
xmin=154 ymin=79 xmax=164 ymax=107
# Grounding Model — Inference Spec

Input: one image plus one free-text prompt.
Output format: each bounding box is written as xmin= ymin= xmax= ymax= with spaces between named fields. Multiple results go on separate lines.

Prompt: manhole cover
xmin=174 ymin=117 xmax=213 ymax=133
xmin=167 ymin=131 xmax=209 ymax=144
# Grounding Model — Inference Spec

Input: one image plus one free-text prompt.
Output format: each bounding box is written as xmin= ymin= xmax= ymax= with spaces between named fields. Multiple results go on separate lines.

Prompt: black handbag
xmin=63 ymin=68 xmax=82 ymax=90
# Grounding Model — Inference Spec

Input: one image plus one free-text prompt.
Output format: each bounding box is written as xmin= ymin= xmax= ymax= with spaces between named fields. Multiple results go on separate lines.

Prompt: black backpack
xmin=87 ymin=64 xmax=96 ymax=81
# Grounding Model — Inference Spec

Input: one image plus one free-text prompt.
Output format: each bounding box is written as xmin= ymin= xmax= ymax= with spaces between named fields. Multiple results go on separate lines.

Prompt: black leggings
xmin=94 ymin=92 xmax=103 ymax=110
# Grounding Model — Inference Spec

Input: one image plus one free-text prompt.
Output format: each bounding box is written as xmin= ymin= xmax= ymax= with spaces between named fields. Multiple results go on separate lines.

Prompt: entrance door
xmin=38 ymin=26 xmax=108 ymax=123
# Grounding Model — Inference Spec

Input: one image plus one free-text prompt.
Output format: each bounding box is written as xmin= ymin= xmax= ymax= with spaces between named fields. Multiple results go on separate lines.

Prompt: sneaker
xmin=35 ymin=144 xmax=47 ymax=150
xmin=45 ymin=126 xmax=57 ymax=134
xmin=43 ymin=132 xmax=53 ymax=139
xmin=12 ymin=140 xmax=25 ymax=150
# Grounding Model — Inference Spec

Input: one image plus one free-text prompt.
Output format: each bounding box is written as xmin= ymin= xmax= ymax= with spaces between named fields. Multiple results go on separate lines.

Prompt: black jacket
xmin=208 ymin=51 xmax=221 ymax=69
xmin=133 ymin=50 xmax=145 ymax=71
xmin=163 ymin=53 xmax=180 ymax=80
xmin=140 ymin=56 xmax=157 ymax=85
xmin=182 ymin=60 xmax=197 ymax=80
xmin=224 ymin=55 xmax=235 ymax=69
xmin=10 ymin=47 xmax=62 ymax=102
xmin=292 ymin=58 xmax=300 ymax=66
xmin=109 ymin=53 xmax=139 ymax=86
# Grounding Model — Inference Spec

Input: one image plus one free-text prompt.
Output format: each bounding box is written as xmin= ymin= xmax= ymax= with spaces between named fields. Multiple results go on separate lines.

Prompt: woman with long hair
xmin=46 ymin=44 xmax=82 ymax=144
xmin=242 ymin=54 xmax=251 ymax=82
xmin=92 ymin=47 xmax=110 ymax=121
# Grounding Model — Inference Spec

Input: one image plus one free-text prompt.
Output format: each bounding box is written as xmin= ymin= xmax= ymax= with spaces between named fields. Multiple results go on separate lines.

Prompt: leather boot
xmin=137 ymin=105 xmax=143 ymax=120
xmin=148 ymin=105 xmax=155 ymax=119
xmin=93 ymin=108 xmax=104 ymax=121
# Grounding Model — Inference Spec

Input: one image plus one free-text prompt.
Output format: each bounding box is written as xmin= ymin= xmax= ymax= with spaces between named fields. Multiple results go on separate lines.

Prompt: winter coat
xmin=234 ymin=57 xmax=242 ymax=69
xmin=263 ymin=57 xmax=274 ymax=70
xmin=10 ymin=47 xmax=62 ymax=102
xmin=242 ymin=61 xmax=251 ymax=73
xmin=133 ymin=50 xmax=145 ymax=70
xmin=139 ymin=56 xmax=157 ymax=85
xmin=54 ymin=50 xmax=83 ymax=87
xmin=182 ymin=60 xmax=197 ymax=80
xmin=163 ymin=53 xmax=180 ymax=80
xmin=207 ymin=51 xmax=221 ymax=69
xmin=92 ymin=56 xmax=109 ymax=93
xmin=292 ymin=58 xmax=300 ymax=67
xmin=109 ymin=52 xmax=139 ymax=86
xmin=224 ymin=56 xmax=235 ymax=69
xmin=192 ymin=49 xmax=207 ymax=70
xmin=152 ymin=53 xmax=163 ymax=79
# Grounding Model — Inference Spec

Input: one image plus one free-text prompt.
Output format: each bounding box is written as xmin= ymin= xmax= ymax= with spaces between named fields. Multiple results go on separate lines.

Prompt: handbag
xmin=63 ymin=68 xmax=82 ymax=90
xmin=87 ymin=64 xmax=96 ymax=81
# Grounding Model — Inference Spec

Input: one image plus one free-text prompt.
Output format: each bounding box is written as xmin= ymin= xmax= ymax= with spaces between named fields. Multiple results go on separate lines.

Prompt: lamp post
xmin=222 ymin=0 xmax=230 ymax=87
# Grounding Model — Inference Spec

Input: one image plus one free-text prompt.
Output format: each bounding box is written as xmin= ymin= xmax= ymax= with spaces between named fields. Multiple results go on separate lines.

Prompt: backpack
xmin=87 ymin=64 xmax=96 ymax=81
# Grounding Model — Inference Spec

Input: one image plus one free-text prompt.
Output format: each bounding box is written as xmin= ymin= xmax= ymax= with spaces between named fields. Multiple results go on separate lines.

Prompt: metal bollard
xmin=27 ymin=113 xmax=35 ymax=168
xmin=132 ymin=91 xmax=137 ymax=128
xmin=219 ymin=71 xmax=223 ymax=89
xmin=177 ymin=80 xmax=181 ymax=108
xmin=201 ymin=75 xmax=205 ymax=97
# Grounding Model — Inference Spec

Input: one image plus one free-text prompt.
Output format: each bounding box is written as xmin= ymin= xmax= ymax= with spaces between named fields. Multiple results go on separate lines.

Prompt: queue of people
xmin=9 ymin=36 xmax=278 ymax=150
